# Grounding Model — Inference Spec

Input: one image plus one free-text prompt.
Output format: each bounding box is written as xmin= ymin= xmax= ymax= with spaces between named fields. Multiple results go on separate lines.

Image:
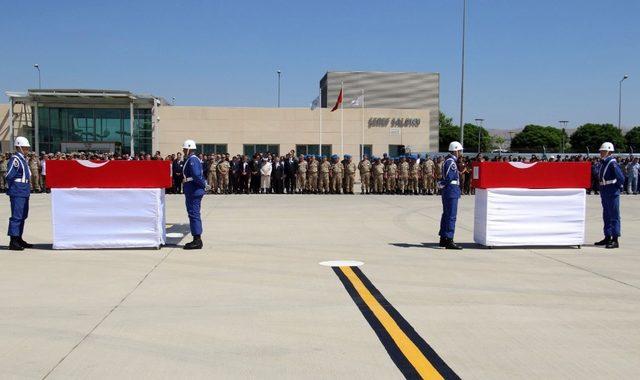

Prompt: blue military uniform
xmin=183 ymin=153 xmax=206 ymax=238
xmin=6 ymin=152 xmax=31 ymax=238
xmin=439 ymin=154 xmax=461 ymax=241
xmin=599 ymin=155 xmax=625 ymax=239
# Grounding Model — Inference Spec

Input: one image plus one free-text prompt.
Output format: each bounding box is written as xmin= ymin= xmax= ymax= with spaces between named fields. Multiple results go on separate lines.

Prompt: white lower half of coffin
xmin=474 ymin=188 xmax=586 ymax=247
xmin=52 ymin=189 xmax=166 ymax=249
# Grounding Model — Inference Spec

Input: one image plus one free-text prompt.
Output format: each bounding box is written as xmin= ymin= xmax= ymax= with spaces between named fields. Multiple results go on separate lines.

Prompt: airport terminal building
xmin=1 ymin=71 xmax=439 ymax=158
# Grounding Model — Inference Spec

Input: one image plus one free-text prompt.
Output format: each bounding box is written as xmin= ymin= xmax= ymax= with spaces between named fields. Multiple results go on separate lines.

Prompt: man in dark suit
xmin=272 ymin=156 xmax=285 ymax=194
xmin=284 ymin=153 xmax=297 ymax=194
xmin=240 ymin=155 xmax=251 ymax=194
xmin=172 ymin=152 xmax=184 ymax=194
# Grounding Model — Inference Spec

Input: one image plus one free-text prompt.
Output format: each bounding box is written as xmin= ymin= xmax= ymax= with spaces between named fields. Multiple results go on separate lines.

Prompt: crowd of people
xmin=1 ymin=150 xmax=638 ymax=196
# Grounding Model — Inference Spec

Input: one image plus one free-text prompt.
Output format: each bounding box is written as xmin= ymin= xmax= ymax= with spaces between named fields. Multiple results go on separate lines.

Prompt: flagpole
xmin=361 ymin=89 xmax=365 ymax=159
xmin=319 ymin=86 xmax=323 ymax=156
xmin=341 ymin=81 xmax=344 ymax=156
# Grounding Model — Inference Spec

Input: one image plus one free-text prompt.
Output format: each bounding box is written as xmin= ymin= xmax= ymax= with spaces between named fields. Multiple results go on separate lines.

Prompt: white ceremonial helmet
xmin=448 ymin=141 xmax=463 ymax=152
xmin=15 ymin=136 xmax=31 ymax=147
xmin=182 ymin=139 xmax=197 ymax=150
xmin=599 ymin=142 xmax=614 ymax=152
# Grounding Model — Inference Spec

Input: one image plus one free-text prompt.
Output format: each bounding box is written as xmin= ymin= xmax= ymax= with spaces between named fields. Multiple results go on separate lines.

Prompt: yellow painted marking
xmin=340 ymin=266 xmax=444 ymax=380
xmin=165 ymin=224 xmax=174 ymax=228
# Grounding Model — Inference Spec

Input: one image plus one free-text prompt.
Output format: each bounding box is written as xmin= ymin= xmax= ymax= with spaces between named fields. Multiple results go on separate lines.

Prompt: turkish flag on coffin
xmin=46 ymin=160 xmax=172 ymax=188
xmin=471 ymin=162 xmax=591 ymax=189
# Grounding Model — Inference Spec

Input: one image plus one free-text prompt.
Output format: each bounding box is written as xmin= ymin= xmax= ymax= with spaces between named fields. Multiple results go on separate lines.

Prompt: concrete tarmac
xmin=0 ymin=193 xmax=639 ymax=379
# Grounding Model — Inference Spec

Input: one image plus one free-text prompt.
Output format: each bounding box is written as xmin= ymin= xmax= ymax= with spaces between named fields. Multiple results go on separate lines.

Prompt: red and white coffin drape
xmin=471 ymin=162 xmax=591 ymax=247
xmin=46 ymin=160 xmax=172 ymax=249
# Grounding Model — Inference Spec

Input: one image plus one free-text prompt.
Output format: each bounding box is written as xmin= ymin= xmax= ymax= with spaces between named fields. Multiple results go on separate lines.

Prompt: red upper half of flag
xmin=471 ymin=162 xmax=591 ymax=189
xmin=46 ymin=160 xmax=172 ymax=188
xmin=331 ymin=88 xmax=343 ymax=112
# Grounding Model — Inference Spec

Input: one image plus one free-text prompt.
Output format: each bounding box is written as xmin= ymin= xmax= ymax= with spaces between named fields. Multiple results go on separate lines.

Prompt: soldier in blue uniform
xmin=6 ymin=137 xmax=34 ymax=251
xmin=182 ymin=139 xmax=206 ymax=250
xmin=438 ymin=141 xmax=463 ymax=250
xmin=594 ymin=142 xmax=625 ymax=249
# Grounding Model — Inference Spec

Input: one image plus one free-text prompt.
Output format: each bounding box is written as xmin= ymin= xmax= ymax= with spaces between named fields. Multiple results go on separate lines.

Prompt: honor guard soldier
xmin=358 ymin=155 xmax=372 ymax=194
xmin=182 ymin=140 xmax=206 ymax=250
xmin=6 ymin=137 xmax=33 ymax=250
xmin=595 ymin=142 xmax=625 ymax=249
xmin=386 ymin=159 xmax=398 ymax=194
xmin=438 ymin=141 xmax=463 ymax=250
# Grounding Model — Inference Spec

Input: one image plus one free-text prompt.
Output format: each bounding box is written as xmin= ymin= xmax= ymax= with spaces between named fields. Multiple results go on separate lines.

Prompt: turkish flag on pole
xmin=331 ymin=88 xmax=343 ymax=112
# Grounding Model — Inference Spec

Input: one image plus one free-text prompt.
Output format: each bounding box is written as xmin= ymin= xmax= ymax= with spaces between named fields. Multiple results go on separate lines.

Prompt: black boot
xmin=439 ymin=237 xmax=447 ymax=247
xmin=17 ymin=237 xmax=33 ymax=248
xmin=9 ymin=237 xmax=24 ymax=251
xmin=444 ymin=239 xmax=463 ymax=250
xmin=606 ymin=237 xmax=619 ymax=249
xmin=183 ymin=235 xmax=203 ymax=250
xmin=594 ymin=236 xmax=611 ymax=246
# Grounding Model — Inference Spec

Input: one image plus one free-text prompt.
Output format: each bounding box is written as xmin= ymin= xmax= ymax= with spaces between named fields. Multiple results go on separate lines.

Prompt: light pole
xmin=618 ymin=75 xmax=629 ymax=131
xmin=459 ymin=0 xmax=467 ymax=147
xmin=559 ymin=120 xmax=568 ymax=154
xmin=33 ymin=64 xmax=41 ymax=89
xmin=277 ymin=70 xmax=282 ymax=108
xmin=475 ymin=118 xmax=484 ymax=153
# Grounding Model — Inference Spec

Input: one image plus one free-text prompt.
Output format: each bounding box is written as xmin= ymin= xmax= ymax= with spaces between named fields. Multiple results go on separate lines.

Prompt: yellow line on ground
xmin=340 ymin=266 xmax=443 ymax=380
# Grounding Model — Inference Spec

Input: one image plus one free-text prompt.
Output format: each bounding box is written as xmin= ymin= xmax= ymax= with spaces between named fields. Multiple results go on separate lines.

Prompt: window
xmin=243 ymin=144 xmax=280 ymax=156
xmin=359 ymin=145 xmax=373 ymax=158
xmin=296 ymin=144 xmax=332 ymax=156
xmin=388 ymin=145 xmax=406 ymax=158
xmin=200 ymin=144 xmax=228 ymax=154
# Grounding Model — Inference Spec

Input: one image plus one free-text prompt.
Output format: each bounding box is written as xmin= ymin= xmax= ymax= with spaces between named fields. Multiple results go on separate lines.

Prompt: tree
xmin=569 ymin=123 xmax=626 ymax=153
xmin=460 ymin=123 xmax=492 ymax=153
xmin=625 ymin=126 xmax=640 ymax=153
xmin=438 ymin=112 xmax=459 ymax=152
xmin=510 ymin=125 xmax=567 ymax=153
xmin=492 ymin=135 xmax=506 ymax=150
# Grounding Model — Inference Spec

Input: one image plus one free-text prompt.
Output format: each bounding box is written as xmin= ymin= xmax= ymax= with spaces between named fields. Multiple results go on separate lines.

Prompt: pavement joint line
xmin=332 ymin=265 xmax=460 ymax=380
xmin=40 ymin=248 xmax=174 ymax=379
xmin=528 ymin=249 xmax=640 ymax=291
xmin=37 ymin=195 xmax=228 ymax=379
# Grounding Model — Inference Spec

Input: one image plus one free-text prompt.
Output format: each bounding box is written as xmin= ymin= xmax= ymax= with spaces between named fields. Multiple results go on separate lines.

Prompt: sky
xmin=1 ymin=0 xmax=638 ymax=131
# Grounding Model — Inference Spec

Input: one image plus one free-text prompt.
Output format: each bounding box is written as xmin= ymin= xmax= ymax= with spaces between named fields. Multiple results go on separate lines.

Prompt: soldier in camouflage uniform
xmin=307 ymin=156 xmax=319 ymax=194
xmin=409 ymin=157 xmax=420 ymax=195
xmin=344 ymin=155 xmax=357 ymax=194
xmin=330 ymin=155 xmax=343 ymax=194
xmin=421 ymin=155 xmax=436 ymax=195
xmin=398 ymin=157 xmax=409 ymax=194
xmin=358 ymin=155 xmax=372 ymax=194
xmin=372 ymin=158 xmax=385 ymax=194
xmin=217 ymin=157 xmax=230 ymax=194
xmin=0 ymin=154 xmax=7 ymax=192
xmin=297 ymin=155 xmax=308 ymax=193
xmin=319 ymin=156 xmax=331 ymax=194
xmin=29 ymin=155 xmax=41 ymax=193
xmin=386 ymin=158 xmax=398 ymax=194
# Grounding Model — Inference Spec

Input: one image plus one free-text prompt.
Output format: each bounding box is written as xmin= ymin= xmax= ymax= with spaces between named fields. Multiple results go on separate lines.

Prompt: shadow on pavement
xmin=389 ymin=242 xmax=486 ymax=250
xmin=164 ymin=223 xmax=191 ymax=248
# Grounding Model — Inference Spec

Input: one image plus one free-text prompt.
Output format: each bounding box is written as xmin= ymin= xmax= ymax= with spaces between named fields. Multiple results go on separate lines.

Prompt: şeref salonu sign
xmin=368 ymin=118 xmax=421 ymax=128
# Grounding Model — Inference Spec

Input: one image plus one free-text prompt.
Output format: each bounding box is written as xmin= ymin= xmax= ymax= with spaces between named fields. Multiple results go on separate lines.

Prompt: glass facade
xmin=37 ymin=107 xmax=152 ymax=154
xmin=200 ymin=144 xmax=228 ymax=154
xmin=243 ymin=144 xmax=280 ymax=156
xmin=295 ymin=144 xmax=332 ymax=157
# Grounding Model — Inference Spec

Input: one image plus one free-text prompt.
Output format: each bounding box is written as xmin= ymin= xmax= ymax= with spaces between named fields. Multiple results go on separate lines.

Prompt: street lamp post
xmin=618 ymin=75 xmax=629 ymax=131
xmin=33 ymin=64 xmax=41 ymax=89
xmin=277 ymin=70 xmax=282 ymax=108
xmin=475 ymin=118 xmax=484 ymax=153
xmin=459 ymin=0 xmax=467 ymax=147
xmin=559 ymin=120 xmax=569 ymax=154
